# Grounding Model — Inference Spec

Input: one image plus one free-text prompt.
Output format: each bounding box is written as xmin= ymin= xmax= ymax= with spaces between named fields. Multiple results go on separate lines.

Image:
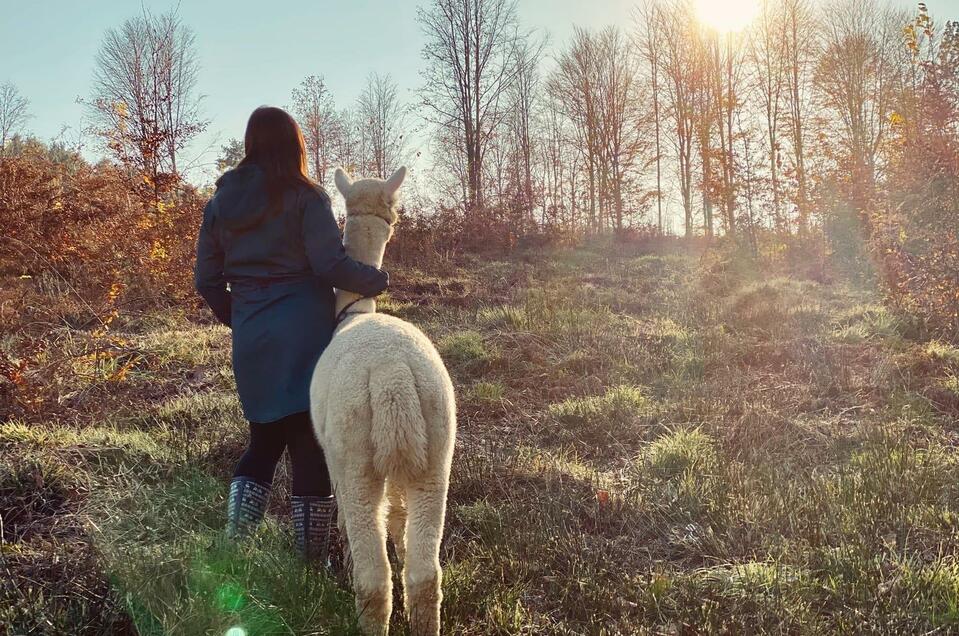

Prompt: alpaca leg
xmin=324 ymin=452 xmax=351 ymax=579
xmin=403 ymin=478 xmax=448 ymax=636
xmin=337 ymin=501 xmax=353 ymax=583
xmin=340 ymin=474 xmax=392 ymax=636
xmin=386 ymin=480 xmax=407 ymax=566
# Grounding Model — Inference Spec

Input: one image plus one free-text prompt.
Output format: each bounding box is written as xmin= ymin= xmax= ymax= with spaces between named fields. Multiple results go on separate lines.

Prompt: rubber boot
xmin=226 ymin=477 xmax=271 ymax=539
xmin=292 ymin=495 xmax=336 ymax=566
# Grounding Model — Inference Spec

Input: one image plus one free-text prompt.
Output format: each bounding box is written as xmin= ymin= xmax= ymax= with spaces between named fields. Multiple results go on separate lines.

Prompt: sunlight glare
xmin=215 ymin=582 xmax=247 ymax=612
xmin=693 ymin=0 xmax=760 ymax=33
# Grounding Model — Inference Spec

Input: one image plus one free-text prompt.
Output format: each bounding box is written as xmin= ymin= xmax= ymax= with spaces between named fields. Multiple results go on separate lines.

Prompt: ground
xmin=2 ymin=243 xmax=959 ymax=634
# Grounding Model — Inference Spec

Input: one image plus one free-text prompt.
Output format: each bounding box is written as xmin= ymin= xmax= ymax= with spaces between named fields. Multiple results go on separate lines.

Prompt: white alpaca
xmin=309 ymin=167 xmax=456 ymax=636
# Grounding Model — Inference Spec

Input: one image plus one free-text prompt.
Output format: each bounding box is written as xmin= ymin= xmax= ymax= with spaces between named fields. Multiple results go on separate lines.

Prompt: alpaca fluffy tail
xmin=369 ymin=362 xmax=429 ymax=480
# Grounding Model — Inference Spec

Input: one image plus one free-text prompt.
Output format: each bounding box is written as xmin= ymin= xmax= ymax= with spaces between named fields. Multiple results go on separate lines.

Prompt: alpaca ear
xmin=384 ymin=166 xmax=407 ymax=197
xmin=334 ymin=168 xmax=353 ymax=197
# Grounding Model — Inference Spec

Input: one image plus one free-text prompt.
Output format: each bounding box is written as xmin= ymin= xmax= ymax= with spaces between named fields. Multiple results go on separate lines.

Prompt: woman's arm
xmin=194 ymin=199 xmax=233 ymax=326
xmin=302 ymin=193 xmax=389 ymax=297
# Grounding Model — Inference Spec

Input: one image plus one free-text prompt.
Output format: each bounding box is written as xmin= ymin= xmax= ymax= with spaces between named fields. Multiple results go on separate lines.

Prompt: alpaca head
xmin=334 ymin=166 xmax=407 ymax=269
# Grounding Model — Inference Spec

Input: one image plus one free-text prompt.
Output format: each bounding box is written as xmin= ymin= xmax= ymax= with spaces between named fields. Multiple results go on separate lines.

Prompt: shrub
xmin=0 ymin=155 xmax=200 ymax=303
xmin=0 ymin=154 xmax=203 ymax=421
xmin=867 ymin=20 xmax=959 ymax=339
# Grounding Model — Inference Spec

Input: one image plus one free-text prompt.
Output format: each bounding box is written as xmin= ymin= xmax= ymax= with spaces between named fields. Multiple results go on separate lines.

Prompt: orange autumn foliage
xmin=868 ymin=19 xmax=959 ymax=339
xmin=0 ymin=153 xmax=204 ymax=420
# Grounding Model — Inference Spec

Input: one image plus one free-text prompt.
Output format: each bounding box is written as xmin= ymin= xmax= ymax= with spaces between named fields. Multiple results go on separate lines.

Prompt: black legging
xmin=233 ymin=411 xmax=332 ymax=497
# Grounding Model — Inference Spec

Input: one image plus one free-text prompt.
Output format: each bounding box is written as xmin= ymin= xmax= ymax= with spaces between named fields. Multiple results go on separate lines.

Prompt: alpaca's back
xmin=310 ymin=312 xmax=455 ymax=482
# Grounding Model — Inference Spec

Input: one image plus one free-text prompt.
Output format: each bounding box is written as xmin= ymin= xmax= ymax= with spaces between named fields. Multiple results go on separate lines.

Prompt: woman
xmin=194 ymin=106 xmax=388 ymax=565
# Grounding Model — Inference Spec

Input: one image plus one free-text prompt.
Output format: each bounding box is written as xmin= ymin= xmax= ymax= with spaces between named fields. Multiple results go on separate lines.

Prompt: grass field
xmin=3 ymin=243 xmax=959 ymax=634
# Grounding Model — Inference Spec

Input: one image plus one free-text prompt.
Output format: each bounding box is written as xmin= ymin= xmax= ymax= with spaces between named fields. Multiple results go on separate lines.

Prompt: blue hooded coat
xmin=194 ymin=164 xmax=388 ymax=423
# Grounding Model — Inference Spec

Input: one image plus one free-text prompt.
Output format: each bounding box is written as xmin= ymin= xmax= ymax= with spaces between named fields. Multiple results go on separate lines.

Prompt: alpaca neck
xmin=334 ymin=290 xmax=376 ymax=316
xmin=334 ymin=214 xmax=389 ymax=316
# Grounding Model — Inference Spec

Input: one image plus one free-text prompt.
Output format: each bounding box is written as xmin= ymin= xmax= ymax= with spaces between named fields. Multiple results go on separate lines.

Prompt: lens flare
xmin=215 ymin=582 xmax=247 ymax=612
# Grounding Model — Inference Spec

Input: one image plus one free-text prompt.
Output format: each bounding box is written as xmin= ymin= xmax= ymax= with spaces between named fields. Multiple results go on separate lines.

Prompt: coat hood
xmin=212 ymin=164 xmax=270 ymax=231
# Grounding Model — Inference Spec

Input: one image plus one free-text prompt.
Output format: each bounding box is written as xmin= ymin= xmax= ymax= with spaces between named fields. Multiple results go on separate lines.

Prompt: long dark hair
xmin=237 ymin=106 xmax=326 ymax=212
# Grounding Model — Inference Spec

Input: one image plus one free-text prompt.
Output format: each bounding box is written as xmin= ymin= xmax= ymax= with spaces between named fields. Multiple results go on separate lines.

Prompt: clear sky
xmin=1 ymin=0 xmax=955 ymax=186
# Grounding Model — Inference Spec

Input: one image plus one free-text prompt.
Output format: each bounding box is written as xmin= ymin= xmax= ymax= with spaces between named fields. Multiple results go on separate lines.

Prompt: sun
xmin=693 ymin=0 xmax=760 ymax=33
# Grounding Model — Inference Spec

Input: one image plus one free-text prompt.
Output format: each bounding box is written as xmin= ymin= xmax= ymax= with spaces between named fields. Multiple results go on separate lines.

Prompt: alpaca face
xmin=335 ymin=167 xmax=407 ymax=268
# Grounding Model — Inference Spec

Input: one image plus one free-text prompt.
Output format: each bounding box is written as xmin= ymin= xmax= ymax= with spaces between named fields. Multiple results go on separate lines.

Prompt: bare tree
xmin=418 ymin=0 xmax=524 ymax=212
xmin=658 ymin=0 xmax=701 ymax=238
xmin=485 ymin=125 xmax=511 ymax=216
xmin=549 ymin=26 xmax=652 ymax=234
xmin=357 ymin=73 xmax=407 ymax=179
xmin=750 ymin=0 xmax=789 ymax=231
xmin=430 ymin=124 xmax=472 ymax=211
xmin=291 ymin=75 xmax=339 ymax=185
xmin=88 ymin=8 xmax=206 ymax=184
xmin=636 ymin=1 xmax=666 ymax=233
xmin=539 ymin=92 xmax=573 ymax=229
xmin=152 ymin=12 xmax=203 ymax=176
xmin=816 ymin=0 xmax=907 ymax=196
xmin=333 ymin=107 xmax=368 ymax=179
xmin=709 ymin=29 xmax=749 ymax=236
xmin=596 ymin=27 xmax=650 ymax=230
xmin=0 ymin=83 xmax=30 ymax=155
xmin=694 ymin=28 xmax=716 ymax=237
xmin=549 ymin=28 xmax=603 ymax=232
xmin=506 ymin=35 xmax=545 ymax=228
xmin=782 ymin=0 xmax=818 ymax=233
xmin=216 ymin=138 xmax=244 ymax=174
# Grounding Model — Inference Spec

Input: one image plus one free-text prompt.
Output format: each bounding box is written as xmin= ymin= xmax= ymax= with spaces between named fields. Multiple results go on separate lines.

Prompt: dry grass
xmin=2 ymin=242 xmax=959 ymax=634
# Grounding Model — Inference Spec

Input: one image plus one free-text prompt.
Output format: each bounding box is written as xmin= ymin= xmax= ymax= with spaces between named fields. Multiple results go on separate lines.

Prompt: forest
xmin=2 ymin=0 xmax=959 ymax=633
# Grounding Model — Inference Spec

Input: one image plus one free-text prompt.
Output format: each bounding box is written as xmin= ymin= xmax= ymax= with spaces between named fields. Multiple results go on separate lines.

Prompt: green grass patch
xmin=834 ymin=303 xmax=905 ymax=344
xmin=438 ymin=329 xmax=490 ymax=366
xmin=626 ymin=429 xmax=729 ymax=535
xmin=925 ymin=340 xmax=959 ymax=366
xmin=548 ymin=385 xmax=648 ymax=426
xmin=89 ymin=470 xmax=360 ymax=635
xmin=470 ymin=380 xmax=504 ymax=402
xmin=545 ymin=385 xmax=657 ymax=455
